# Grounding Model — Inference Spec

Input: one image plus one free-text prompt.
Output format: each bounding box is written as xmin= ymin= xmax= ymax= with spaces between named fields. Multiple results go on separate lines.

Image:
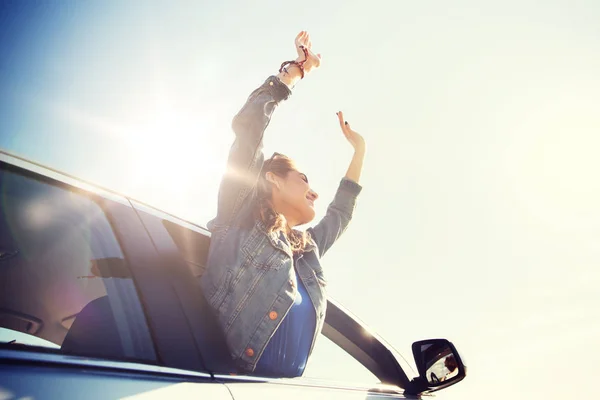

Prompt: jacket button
xmin=269 ymin=311 xmax=278 ymax=320
xmin=289 ymin=279 xmax=295 ymax=287
xmin=245 ymin=348 xmax=255 ymax=357
xmin=269 ymin=81 xmax=274 ymax=86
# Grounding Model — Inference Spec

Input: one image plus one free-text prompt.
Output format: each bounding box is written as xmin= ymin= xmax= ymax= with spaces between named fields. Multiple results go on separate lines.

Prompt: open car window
xmin=143 ymin=210 xmax=410 ymax=386
xmin=303 ymin=334 xmax=379 ymax=385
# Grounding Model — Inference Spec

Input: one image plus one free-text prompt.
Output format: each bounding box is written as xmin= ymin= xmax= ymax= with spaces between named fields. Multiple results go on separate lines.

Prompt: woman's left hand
xmin=295 ymin=31 xmax=321 ymax=74
xmin=337 ymin=111 xmax=365 ymax=153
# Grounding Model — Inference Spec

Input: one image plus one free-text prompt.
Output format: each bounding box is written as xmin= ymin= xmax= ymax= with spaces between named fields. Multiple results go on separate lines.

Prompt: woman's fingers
xmin=336 ymin=111 xmax=346 ymax=131
xmin=336 ymin=111 xmax=352 ymax=139
xmin=296 ymin=31 xmax=310 ymax=58
xmin=336 ymin=111 xmax=365 ymax=151
xmin=295 ymin=31 xmax=306 ymax=48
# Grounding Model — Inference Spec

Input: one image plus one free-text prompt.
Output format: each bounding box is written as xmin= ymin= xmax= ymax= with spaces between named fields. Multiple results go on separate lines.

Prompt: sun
xmin=122 ymin=108 xmax=221 ymax=220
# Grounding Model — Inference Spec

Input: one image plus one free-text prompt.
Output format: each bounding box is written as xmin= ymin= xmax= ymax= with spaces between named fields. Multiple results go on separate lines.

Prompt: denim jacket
xmin=199 ymin=75 xmax=362 ymax=373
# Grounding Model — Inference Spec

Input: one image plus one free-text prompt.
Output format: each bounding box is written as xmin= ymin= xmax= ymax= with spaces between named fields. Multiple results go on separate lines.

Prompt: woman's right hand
xmin=337 ymin=111 xmax=366 ymax=154
xmin=295 ymin=31 xmax=321 ymax=74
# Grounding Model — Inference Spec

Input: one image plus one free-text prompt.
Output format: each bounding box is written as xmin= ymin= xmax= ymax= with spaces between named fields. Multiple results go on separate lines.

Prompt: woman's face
xmin=272 ymin=169 xmax=319 ymax=226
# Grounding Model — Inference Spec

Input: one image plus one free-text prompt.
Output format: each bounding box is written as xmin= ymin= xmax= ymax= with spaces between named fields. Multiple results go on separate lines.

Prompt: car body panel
xmin=224 ymin=379 xmax=412 ymax=400
xmin=0 ymin=350 xmax=230 ymax=400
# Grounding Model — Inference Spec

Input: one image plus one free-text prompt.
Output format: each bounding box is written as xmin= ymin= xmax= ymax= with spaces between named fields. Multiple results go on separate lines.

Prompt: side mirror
xmin=406 ymin=339 xmax=467 ymax=395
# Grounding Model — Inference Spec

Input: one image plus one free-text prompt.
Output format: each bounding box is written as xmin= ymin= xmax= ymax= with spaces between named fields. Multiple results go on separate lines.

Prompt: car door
xmin=223 ymin=380 xmax=410 ymax=400
xmin=0 ymin=151 xmax=232 ymax=399
xmin=131 ymin=200 xmax=416 ymax=399
xmin=218 ymin=302 xmax=414 ymax=400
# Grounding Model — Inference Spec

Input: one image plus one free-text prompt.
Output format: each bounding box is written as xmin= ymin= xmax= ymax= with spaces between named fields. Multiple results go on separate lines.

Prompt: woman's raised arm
xmin=308 ymin=112 xmax=365 ymax=257
xmin=208 ymin=32 xmax=321 ymax=231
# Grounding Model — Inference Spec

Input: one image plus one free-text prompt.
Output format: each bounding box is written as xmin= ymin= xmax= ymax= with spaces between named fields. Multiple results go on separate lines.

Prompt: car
xmin=0 ymin=148 xmax=467 ymax=399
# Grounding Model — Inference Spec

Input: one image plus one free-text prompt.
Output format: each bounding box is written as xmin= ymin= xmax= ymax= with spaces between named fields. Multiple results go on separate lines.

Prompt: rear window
xmin=0 ymin=166 xmax=156 ymax=362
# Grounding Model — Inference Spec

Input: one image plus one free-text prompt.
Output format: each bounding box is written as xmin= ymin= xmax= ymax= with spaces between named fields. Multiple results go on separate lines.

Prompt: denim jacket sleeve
xmin=208 ymin=76 xmax=292 ymax=232
xmin=308 ymin=178 xmax=363 ymax=258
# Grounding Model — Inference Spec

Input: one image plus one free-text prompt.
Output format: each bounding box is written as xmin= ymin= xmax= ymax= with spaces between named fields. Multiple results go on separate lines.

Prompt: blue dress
xmin=253 ymin=269 xmax=316 ymax=377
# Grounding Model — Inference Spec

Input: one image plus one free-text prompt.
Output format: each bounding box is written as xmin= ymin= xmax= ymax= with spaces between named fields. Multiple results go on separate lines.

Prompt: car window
xmin=0 ymin=167 xmax=156 ymax=362
xmin=162 ymin=218 xmax=210 ymax=278
xmin=302 ymin=334 xmax=379 ymax=385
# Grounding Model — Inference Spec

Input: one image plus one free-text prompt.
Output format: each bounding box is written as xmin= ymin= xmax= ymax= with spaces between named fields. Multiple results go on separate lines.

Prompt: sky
xmin=1 ymin=0 xmax=599 ymax=398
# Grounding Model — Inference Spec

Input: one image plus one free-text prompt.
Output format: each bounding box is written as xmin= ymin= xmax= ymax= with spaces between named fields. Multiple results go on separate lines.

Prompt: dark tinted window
xmin=162 ymin=219 xmax=210 ymax=278
xmin=0 ymin=167 xmax=156 ymax=362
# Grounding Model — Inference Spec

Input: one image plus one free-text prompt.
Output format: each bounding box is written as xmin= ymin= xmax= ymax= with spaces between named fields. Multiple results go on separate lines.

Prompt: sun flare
xmin=122 ymin=108 xmax=221 ymax=219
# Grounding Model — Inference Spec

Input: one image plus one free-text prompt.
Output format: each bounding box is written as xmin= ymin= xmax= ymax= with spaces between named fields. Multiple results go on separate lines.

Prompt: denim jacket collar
xmin=255 ymin=221 xmax=317 ymax=259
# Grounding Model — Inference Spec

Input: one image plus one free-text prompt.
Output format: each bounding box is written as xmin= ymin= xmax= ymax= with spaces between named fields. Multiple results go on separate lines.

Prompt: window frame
xmin=129 ymin=200 xmax=235 ymax=374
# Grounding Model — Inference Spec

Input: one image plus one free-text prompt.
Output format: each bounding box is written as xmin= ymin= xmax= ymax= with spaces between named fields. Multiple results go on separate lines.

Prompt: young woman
xmin=200 ymin=31 xmax=366 ymax=377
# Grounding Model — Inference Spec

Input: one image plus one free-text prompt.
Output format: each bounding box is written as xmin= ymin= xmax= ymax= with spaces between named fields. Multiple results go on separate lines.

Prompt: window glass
xmin=302 ymin=335 xmax=379 ymax=385
xmin=162 ymin=219 xmax=210 ymax=278
xmin=0 ymin=168 xmax=156 ymax=362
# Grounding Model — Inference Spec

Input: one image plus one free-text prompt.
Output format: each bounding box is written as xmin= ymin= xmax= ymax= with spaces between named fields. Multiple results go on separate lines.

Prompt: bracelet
xmin=279 ymin=45 xmax=309 ymax=79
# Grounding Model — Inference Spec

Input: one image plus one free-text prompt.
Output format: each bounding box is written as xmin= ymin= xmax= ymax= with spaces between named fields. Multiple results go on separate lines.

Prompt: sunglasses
xmin=262 ymin=152 xmax=309 ymax=183
xmin=265 ymin=151 xmax=285 ymax=163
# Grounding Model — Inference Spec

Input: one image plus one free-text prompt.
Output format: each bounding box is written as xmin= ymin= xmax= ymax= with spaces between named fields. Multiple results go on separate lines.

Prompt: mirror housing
xmin=405 ymin=339 xmax=467 ymax=395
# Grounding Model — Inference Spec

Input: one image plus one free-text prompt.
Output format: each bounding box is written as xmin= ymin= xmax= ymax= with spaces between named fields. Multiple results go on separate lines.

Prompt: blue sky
xmin=2 ymin=1 xmax=599 ymax=398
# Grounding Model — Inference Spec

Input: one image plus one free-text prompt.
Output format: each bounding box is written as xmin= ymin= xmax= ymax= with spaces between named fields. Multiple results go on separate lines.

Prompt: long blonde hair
xmin=255 ymin=154 xmax=311 ymax=254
